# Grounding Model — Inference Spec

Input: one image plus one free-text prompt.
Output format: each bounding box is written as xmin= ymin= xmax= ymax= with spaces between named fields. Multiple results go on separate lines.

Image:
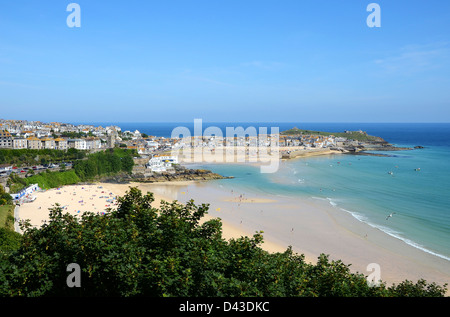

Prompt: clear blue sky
xmin=1 ymin=0 xmax=449 ymax=123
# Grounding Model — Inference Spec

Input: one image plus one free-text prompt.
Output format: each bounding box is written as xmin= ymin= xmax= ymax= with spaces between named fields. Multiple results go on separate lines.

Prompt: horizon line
xmin=2 ymin=118 xmax=450 ymax=125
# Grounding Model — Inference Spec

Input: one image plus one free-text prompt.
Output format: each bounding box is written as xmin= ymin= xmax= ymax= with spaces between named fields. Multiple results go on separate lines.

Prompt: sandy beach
xmin=281 ymin=148 xmax=343 ymax=160
xmin=15 ymin=181 xmax=298 ymax=255
xmin=15 ymin=180 xmax=450 ymax=292
xmin=15 ymin=183 xmax=171 ymax=233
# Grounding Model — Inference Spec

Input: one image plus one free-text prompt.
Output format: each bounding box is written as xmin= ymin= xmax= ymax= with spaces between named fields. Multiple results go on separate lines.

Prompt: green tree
xmin=0 ymin=228 xmax=22 ymax=254
xmin=72 ymin=150 xmax=134 ymax=181
xmin=120 ymin=155 xmax=134 ymax=173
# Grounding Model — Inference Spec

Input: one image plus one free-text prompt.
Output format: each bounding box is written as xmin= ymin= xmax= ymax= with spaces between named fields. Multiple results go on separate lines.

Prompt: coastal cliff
xmin=133 ymin=167 xmax=232 ymax=183
xmin=102 ymin=165 xmax=232 ymax=184
xmin=342 ymin=140 xmax=412 ymax=154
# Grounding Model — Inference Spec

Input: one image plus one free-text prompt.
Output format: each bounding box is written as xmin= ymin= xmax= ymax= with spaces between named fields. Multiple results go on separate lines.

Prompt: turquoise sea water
xmin=82 ymin=122 xmax=450 ymax=261
xmin=190 ymin=146 xmax=450 ymax=262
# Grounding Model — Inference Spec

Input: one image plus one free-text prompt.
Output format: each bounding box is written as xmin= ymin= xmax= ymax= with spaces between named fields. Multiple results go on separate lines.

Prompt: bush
xmin=73 ymin=150 xmax=134 ymax=181
xmin=0 ymin=185 xmax=12 ymax=206
xmin=0 ymin=228 xmax=22 ymax=254
xmin=0 ymin=148 xmax=85 ymax=166
xmin=23 ymin=170 xmax=81 ymax=190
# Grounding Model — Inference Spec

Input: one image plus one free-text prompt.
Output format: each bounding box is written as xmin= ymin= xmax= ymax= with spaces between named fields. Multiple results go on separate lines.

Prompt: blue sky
xmin=1 ymin=0 xmax=449 ymax=123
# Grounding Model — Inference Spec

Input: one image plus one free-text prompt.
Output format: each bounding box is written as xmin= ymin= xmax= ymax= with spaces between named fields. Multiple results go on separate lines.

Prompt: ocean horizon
xmin=75 ymin=122 xmax=450 ymax=262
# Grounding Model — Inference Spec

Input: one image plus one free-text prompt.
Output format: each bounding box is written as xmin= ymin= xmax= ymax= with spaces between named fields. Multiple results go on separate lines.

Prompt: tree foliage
xmin=0 ymin=188 xmax=447 ymax=297
xmin=0 ymin=185 xmax=13 ymax=206
xmin=0 ymin=148 xmax=85 ymax=167
xmin=7 ymin=149 xmax=136 ymax=193
xmin=24 ymin=170 xmax=80 ymax=190
xmin=73 ymin=150 xmax=134 ymax=181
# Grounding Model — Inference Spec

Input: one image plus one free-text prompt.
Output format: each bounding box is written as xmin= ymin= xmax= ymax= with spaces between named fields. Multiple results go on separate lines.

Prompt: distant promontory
xmin=280 ymin=127 xmax=412 ymax=158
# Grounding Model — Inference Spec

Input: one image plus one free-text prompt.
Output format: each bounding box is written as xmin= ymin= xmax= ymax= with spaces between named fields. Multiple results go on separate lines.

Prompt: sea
xmin=76 ymin=122 xmax=450 ymax=262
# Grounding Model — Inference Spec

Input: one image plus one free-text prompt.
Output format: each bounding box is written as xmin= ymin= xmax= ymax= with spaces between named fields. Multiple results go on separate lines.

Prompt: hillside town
xmin=1 ymin=118 xmax=403 ymax=175
xmin=0 ymin=119 xmax=334 ymax=155
xmin=0 ymin=118 xmax=186 ymax=157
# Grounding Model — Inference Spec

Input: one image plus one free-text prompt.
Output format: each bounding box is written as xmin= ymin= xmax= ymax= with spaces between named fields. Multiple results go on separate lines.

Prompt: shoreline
xmin=14 ymin=178 xmax=450 ymax=292
xmin=281 ymin=148 xmax=342 ymax=160
xmin=133 ymin=179 xmax=450 ymax=288
xmin=177 ymin=181 xmax=450 ymax=290
xmin=13 ymin=180 xmax=308 ymax=258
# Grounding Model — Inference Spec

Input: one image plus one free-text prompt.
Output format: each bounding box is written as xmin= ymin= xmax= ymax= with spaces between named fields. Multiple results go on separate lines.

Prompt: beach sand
xmin=15 ymin=183 xmax=169 ymax=233
xmin=135 ymin=180 xmax=450 ymax=290
xmin=15 ymin=180 xmax=450 ymax=292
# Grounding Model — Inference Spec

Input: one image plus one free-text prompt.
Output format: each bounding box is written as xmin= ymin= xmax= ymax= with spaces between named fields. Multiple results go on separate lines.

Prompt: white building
xmin=10 ymin=184 xmax=39 ymax=201
xmin=146 ymin=140 xmax=159 ymax=150
xmin=85 ymin=138 xmax=101 ymax=150
xmin=0 ymin=130 xmax=13 ymax=148
xmin=68 ymin=139 xmax=87 ymax=150
xmin=0 ymin=164 xmax=13 ymax=173
xmin=13 ymin=138 xmax=28 ymax=149
xmin=133 ymin=130 xmax=142 ymax=139
xmin=54 ymin=138 xmax=68 ymax=150
xmin=146 ymin=155 xmax=178 ymax=172
xmin=324 ymin=136 xmax=336 ymax=147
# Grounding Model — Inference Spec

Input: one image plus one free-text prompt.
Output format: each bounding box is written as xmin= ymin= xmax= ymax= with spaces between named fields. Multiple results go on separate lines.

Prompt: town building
xmin=54 ymin=138 xmax=68 ymax=150
xmin=0 ymin=164 xmax=13 ymax=173
xmin=10 ymin=184 xmax=40 ymax=202
xmin=13 ymin=137 xmax=28 ymax=149
xmin=85 ymin=137 xmax=101 ymax=150
xmin=0 ymin=130 xmax=13 ymax=148
xmin=41 ymin=137 xmax=56 ymax=149
xmin=68 ymin=139 xmax=87 ymax=150
xmin=107 ymin=134 xmax=116 ymax=148
xmin=146 ymin=155 xmax=178 ymax=172
xmin=27 ymin=137 xmax=42 ymax=150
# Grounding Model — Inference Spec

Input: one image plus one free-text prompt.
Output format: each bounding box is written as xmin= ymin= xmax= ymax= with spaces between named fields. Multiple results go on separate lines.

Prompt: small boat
xmin=414 ymin=168 xmax=421 ymax=171
xmin=388 ymin=171 xmax=393 ymax=175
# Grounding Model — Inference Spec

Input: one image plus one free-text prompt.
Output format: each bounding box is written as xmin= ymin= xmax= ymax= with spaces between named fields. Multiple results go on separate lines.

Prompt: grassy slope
xmin=0 ymin=205 xmax=15 ymax=230
xmin=281 ymin=128 xmax=382 ymax=142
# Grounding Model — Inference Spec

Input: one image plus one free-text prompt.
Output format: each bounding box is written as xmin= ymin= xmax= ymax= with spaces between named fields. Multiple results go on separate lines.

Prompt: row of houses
xmin=10 ymin=184 xmax=40 ymax=202
xmin=279 ymin=135 xmax=336 ymax=148
xmin=0 ymin=131 xmax=102 ymax=150
xmin=169 ymin=135 xmax=279 ymax=150
xmin=0 ymin=119 xmax=121 ymax=138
